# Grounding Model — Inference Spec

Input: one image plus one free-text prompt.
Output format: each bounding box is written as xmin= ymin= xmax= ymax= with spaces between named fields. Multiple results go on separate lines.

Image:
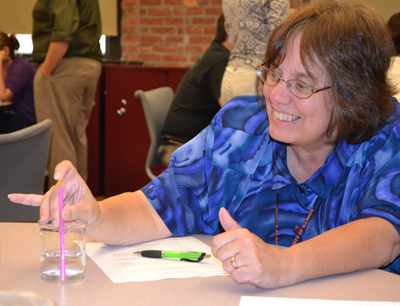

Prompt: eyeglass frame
xmin=255 ymin=64 xmax=331 ymax=99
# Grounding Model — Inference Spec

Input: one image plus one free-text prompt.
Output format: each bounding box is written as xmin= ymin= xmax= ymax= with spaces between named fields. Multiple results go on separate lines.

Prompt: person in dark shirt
xmin=158 ymin=14 xmax=230 ymax=167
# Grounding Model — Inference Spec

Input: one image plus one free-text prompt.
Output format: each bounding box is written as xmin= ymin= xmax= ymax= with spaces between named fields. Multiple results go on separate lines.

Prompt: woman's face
xmin=264 ymin=35 xmax=333 ymax=151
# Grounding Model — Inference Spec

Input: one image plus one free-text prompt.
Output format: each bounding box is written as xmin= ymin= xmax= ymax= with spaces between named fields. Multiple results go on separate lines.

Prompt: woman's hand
xmin=0 ymin=49 xmax=6 ymax=61
xmin=211 ymin=208 xmax=293 ymax=289
xmin=0 ymin=49 xmax=10 ymax=63
xmin=8 ymin=160 xmax=100 ymax=228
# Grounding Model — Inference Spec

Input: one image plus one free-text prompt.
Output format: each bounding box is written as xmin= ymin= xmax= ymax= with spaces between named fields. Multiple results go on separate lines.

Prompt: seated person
xmin=159 ymin=14 xmax=230 ymax=167
xmin=10 ymin=0 xmax=400 ymax=289
xmin=0 ymin=33 xmax=36 ymax=134
xmin=387 ymin=12 xmax=400 ymax=101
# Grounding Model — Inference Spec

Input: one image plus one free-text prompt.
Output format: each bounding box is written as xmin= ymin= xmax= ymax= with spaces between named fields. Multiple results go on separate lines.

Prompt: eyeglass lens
xmin=257 ymin=66 xmax=313 ymax=99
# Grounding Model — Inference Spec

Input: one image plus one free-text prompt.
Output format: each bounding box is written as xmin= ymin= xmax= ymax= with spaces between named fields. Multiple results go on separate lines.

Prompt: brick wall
xmin=120 ymin=0 xmax=303 ymax=67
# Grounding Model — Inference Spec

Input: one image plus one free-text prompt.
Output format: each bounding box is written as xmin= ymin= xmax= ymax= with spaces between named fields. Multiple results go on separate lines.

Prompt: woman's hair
xmin=0 ymin=32 xmax=20 ymax=59
xmin=257 ymin=0 xmax=397 ymax=145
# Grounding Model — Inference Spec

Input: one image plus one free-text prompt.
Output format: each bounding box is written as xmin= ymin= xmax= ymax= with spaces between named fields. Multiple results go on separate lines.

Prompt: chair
xmin=134 ymin=87 xmax=174 ymax=180
xmin=0 ymin=119 xmax=52 ymax=222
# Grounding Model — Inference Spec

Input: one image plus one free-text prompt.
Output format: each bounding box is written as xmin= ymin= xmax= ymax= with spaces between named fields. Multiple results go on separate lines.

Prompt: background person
xmin=159 ymin=14 xmax=230 ymax=167
xmin=220 ymin=0 xmax=290 ymax=105
xmin=0 ymin=33 xmax=36 ymax=134
xmin=387 ymin=12 xmax=400 ymax=101
xmin=10 ymin=0 xmax=400 ymax=289
xmin=32 ymin=0 xmax=102 ymax=189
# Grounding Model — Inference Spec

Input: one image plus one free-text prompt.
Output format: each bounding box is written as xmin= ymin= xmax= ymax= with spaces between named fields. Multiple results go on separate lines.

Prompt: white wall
xmin=0 ymin=0 xmax=118 ymax=36
xmin=359 ymin=0 xmax=400 ymax=21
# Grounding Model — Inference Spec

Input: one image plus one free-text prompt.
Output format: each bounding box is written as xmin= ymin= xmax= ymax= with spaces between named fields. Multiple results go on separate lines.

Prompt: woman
xmin=0 ymin=33 xmax=36 ymax=133
xmin=10 ymin=0 xmax=400 ymax=289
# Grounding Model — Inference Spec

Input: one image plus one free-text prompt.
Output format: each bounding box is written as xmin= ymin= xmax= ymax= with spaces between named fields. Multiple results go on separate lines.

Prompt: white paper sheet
xmin=86 ymin=236 xmax=225 ymax=283
xmin=240 ymin=296 xmax=400 ymax=306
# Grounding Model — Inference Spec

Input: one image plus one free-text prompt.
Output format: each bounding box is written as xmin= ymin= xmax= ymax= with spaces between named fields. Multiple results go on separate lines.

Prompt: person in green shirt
xmin=32 ymin=0 xmax=102 ymax=189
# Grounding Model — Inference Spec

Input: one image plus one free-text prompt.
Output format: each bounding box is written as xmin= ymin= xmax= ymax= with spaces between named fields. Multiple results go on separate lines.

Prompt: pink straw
xmin=59 ymin=188 xmax=66 ymax=281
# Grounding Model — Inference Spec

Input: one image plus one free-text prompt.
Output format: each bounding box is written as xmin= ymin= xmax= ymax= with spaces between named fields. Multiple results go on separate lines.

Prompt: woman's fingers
xmin=213 ymin=208 xmax=285 ymax=288
xmin=8 ymin=193 xmax=43 ymax=206
xmin=212 ymin=208 xmax=255 ymax=270
xmin=8 ymin=161 xmax=95 ymax=228
xmin=47 ymin=183 xmax=65 ymax=227
xmin=219 ymin=207 xmax=241 ymax=231
xmin=62 ymin=201 xmax=94 ymax=224
xmin=212 ymin=208 xmax=243 ymax=259
xmin=54 ymin=160 xmax=78 ymax=182
xmin=221 ymin=252 xmax=244 ymax=274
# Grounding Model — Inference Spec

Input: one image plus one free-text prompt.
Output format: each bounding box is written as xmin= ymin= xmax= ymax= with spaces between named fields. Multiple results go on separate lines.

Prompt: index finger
xmin=44 ymin=182 xmax=67 ymax=228
xmin=211 ymin=228 xmax=241 ymax=258
xmin=54 ymin=160 xmax=80 ymax=182
xmin=8 ymin=193 xmax=43 ymax=206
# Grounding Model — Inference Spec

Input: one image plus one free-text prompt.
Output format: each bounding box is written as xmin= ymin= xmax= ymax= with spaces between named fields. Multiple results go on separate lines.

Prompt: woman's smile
xmin=264 ymin=35 xmax=334 ymax=150
xmin=273 ymin=110 xmax=300 ymax=122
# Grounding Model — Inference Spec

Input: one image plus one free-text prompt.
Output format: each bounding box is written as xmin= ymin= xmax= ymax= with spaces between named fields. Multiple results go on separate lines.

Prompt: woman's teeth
xmin=274 ymin=111 xmax=299 ymax=122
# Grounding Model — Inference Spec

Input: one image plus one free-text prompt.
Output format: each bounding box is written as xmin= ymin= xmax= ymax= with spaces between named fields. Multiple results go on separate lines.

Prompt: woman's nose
xmin=265 ymin=80 xmax=291 ymax=105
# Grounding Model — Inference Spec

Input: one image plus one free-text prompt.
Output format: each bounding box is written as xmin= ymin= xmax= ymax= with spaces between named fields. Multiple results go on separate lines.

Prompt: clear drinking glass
xmin=39 ymin=220 xmax=87 ymax=283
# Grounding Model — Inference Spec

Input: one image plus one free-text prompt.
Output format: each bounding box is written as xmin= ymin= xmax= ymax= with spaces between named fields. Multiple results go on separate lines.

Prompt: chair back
xmin=134 ymin=87 xmax=174 ymax=180
xmin=0 ymin=119 xmax=52 ymax=222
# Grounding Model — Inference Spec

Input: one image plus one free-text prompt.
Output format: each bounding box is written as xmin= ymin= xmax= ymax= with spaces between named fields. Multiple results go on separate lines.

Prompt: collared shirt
xmin=142 ymin=95 xmax=400 ymax=274
xmin=32 ymin=0 xmax=102 ymax=63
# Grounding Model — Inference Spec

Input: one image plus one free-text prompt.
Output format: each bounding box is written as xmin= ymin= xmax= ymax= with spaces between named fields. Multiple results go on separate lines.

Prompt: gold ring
xmin=230 ymin=256 xmax=238 ymax=269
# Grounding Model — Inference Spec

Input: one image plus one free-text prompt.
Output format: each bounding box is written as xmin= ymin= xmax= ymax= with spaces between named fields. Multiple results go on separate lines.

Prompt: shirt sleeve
xmin=142 ymin=126 xmax=212 ymax=237
xmin=5 ymin=60 xmax=30 ymax=97
xmin=349 ymin=117 xmax=400 ymax=234
xmin=354 ymin=137 xmax=400 ymax=275
xmin=141 ymin=96 xmax=269 ymax=237
xmin=49 ymin=0 xmax=80 ymax=42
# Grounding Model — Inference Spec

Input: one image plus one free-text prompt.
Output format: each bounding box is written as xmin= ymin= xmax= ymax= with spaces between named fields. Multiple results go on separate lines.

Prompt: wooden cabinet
xmin=102 ymin=66 xmax=187 ymax=197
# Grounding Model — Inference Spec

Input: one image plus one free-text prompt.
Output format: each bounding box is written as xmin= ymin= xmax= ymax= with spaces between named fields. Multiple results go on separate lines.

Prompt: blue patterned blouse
xmin=142 ymin=95 xmax=400 ymax=274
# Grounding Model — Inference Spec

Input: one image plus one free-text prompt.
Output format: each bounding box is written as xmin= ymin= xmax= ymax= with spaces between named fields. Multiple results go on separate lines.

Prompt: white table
xmin=1 ymin=223 xmax=399 ymax=305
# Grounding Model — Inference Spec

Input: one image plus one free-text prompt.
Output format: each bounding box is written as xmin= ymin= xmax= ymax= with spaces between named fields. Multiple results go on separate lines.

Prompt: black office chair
xmin=134 ymin=87 xmax=174 ymax=180
xmin=0 ymin=119 xmax=52 ymax=222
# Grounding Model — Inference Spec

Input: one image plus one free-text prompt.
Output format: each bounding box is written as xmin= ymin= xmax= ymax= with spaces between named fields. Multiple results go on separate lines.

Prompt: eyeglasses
xmin=255 ymin=65 xmax=331 ymax=99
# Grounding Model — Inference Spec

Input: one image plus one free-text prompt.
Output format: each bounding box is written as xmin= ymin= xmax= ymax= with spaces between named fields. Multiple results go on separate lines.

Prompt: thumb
xmin=219 ymin=207 xmax=242 ymax=232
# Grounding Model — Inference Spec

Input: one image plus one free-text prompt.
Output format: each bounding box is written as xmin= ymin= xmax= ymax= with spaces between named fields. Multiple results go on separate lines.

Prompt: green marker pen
xmin=134 ymin=250 xmax=210 ymax=262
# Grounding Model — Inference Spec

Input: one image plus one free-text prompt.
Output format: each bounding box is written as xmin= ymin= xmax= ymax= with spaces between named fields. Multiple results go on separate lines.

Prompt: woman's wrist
xmin=275 ymin=247 xmax=302 ymax=287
